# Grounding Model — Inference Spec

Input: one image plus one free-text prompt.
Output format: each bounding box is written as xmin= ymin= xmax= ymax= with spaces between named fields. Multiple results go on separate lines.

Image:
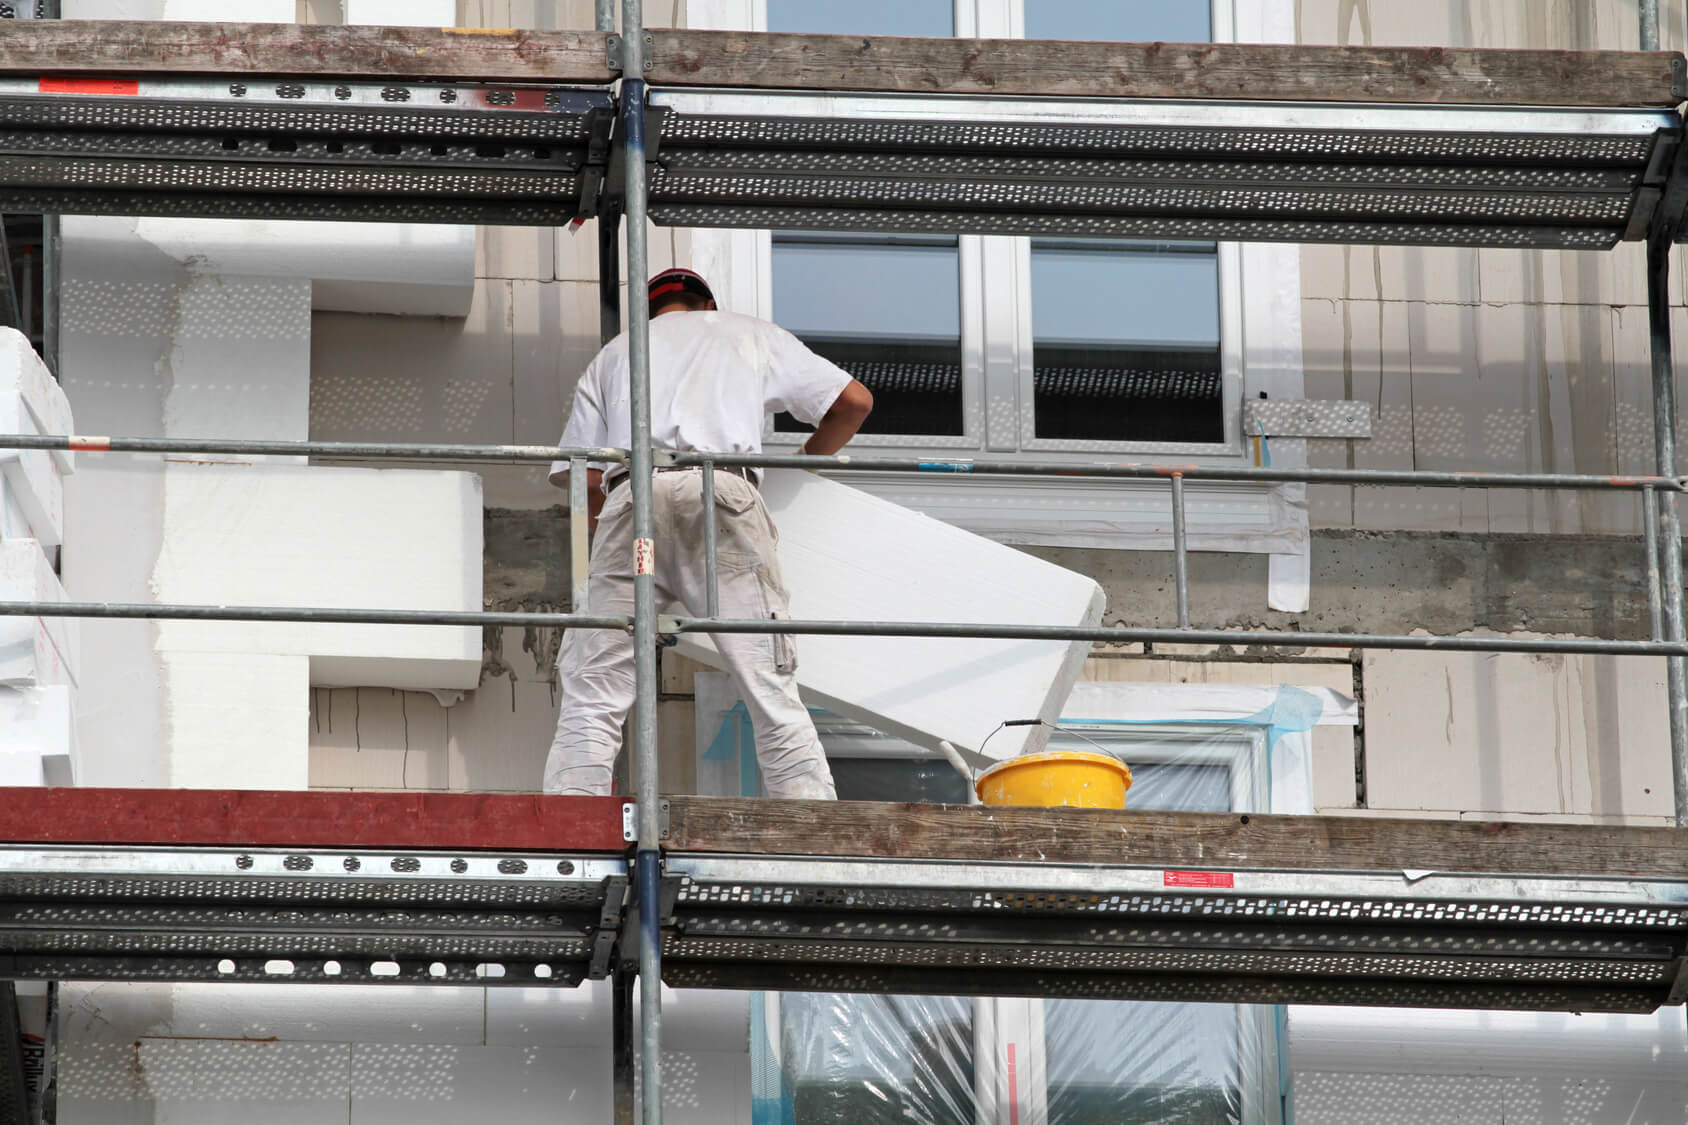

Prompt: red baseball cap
xmin=648 ymin=267 xmax=715 ymax=306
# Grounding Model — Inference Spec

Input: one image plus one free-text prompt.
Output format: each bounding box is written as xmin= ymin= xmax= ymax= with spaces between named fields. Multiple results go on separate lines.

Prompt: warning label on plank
xmin=1163 ymin=870 xmax=1234 ymax=889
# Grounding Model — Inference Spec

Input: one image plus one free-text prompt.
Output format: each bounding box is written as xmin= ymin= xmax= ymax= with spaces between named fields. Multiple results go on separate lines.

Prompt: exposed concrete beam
xmin=1033 ymin=531 xmax=1659 ymax=643
xmin=487 ymin=510 xmax=1661 ymax=644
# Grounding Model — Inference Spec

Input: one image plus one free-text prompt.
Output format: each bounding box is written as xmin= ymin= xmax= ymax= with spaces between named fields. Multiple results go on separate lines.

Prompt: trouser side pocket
xmin=767 ymin=601 xmax=797 ymax=674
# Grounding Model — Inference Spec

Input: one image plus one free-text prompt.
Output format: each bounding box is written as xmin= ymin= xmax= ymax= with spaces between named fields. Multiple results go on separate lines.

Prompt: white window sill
xmin=825 ymin=470 xmax=1305 ymax=554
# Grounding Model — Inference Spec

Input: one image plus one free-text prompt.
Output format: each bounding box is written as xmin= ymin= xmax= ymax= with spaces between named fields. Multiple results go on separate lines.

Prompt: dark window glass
xmin=831 ymin=757 xmax=972 ymax=804
xmin=1030 ymin=240 xmax=1222 ymax=444
xmin=773 ymin=233 xmax=964 ymax=437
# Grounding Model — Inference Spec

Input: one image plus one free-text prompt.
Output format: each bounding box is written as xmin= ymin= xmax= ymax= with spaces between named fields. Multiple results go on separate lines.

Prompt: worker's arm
xmin=800 ymin=379 xmax=874 ymax=457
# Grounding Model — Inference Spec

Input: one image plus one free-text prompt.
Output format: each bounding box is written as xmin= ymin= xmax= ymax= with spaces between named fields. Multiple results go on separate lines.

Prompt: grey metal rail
xmin=2 ymin=432 xmax=1675 ymax=490
xmin=0 ymin=433 xmax=626 ymax=465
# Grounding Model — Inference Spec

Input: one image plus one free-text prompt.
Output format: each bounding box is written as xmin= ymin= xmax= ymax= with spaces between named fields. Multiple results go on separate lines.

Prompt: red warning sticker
xmin=39 ymin=77 xmax=139 ymax=96
xmin=1164 ymin=870 xmax=1234 ymax=889
xmin=634 ymin=536 xmax=655 ymax=576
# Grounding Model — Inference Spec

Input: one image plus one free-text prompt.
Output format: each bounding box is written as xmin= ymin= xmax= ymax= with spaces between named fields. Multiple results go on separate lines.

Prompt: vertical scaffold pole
xmin=618 ymin=0 xmax=664 ymax=1120
xmin=1646 ymin=234 xmax=1688 ymax=825
xmin=612 ymin=971 xmax=636 ymax=1125
xmin=596 ymin=7 xmax=628 ymax=1107
xmin=595 ymin=0 xmax=621 ymax=346
xmin=599 ymin=208 xmax=623 ymax=345
xmin=1641 ymin=0 xmax=1660 ymax=50
xmin=1170 ymin=472 xmax=1190 ymax=629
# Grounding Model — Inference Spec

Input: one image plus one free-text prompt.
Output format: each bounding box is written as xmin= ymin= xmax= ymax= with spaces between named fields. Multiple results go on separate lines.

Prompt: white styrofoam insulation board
xmin=671 ymin=469 xmax=1105 ymax=763
xmin=0 ymin=327 xmax=74 ymax=548
xmin=149 ymin=462 xmax=482 ymax=692
xmin=0 ymin=684 xmax=74 ymax=785
xmin=0 ymin=327 xmax=73 ymax=455
xmin=163 ymin=651 xmax=309 ymax=790
xmin=0 ymin=538 xmax=77 ymax=687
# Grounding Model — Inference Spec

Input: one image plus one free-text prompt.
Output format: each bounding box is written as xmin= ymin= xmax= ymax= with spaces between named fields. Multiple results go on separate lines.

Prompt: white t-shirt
xmin=548 ymin=310 xmax=853 ymax=487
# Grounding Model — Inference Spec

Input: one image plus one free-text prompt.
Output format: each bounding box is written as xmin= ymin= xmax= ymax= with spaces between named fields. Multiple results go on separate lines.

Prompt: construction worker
xmin=542 ymin=267 xmax=874 ymax=799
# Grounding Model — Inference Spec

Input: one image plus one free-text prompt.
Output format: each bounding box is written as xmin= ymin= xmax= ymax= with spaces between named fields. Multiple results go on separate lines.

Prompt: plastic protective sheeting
xmin=750 ymin=681 xmax=1357 ymax=1125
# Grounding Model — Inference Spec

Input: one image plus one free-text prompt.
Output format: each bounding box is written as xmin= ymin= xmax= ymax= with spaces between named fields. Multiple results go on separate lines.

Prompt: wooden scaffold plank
xmin=645 ymin=32 xmax=1686 ymax=107
xmin=0 ymin=22 xmax=1676 ymax=108
xmin=663 ymin=797 xmax=1688 ymax=878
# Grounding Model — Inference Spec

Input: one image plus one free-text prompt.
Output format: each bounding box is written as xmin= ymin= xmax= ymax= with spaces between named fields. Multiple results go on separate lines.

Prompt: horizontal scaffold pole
xmin=0 ymin=600 xmax=630 ymax=630
xmin=1 ymin=434 xmax=1680 ymax=491
xmin=0 ymin=596 xmax=1685 ymax=658
xmin=0 ymin=433 xmax=625 ymax=465
xmin=666 ymin=617 xmax=1688 ymax=657
xmin=0 ymin=22 xmax=1677 ymax=107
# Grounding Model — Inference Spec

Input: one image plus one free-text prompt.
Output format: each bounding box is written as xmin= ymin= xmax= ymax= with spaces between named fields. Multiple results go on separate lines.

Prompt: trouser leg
xmin=711 ymin=599 xmax=836 ymax=799
xmin=543 ymin=489 xmax=637 ymax=796
xmin=672 ymin=471 xmax=836 ymax=800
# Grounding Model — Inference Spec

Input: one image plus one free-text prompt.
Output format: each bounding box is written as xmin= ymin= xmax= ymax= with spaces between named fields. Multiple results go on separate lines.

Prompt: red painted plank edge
xmin=0 ymin=788 xmax=631 ymax=853
xmin=38 ymin=77 xmax=138 ymax=95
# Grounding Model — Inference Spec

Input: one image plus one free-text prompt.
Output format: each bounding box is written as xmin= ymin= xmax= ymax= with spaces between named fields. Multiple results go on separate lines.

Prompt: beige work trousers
xmin=543 ymin=469 xmax=837 ymax=799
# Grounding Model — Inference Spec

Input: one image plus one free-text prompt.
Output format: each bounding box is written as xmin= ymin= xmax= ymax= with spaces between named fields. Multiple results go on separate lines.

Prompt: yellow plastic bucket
xmin=974 ymin=750 xmax=1132 ymax=809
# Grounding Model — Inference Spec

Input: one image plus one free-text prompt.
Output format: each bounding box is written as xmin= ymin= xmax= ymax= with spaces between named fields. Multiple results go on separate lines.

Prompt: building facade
xmin=8 ymin=0 xmax=1688 ymax=1122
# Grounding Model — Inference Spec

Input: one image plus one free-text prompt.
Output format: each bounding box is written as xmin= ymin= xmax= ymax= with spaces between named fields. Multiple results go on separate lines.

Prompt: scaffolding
xmin=2 ymin=9 xmax=1688 ymax=1125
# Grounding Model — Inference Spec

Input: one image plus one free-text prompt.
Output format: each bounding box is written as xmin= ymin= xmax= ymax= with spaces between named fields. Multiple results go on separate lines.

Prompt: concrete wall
xmin=1297 ymin=0 xmax=1688 ymax=538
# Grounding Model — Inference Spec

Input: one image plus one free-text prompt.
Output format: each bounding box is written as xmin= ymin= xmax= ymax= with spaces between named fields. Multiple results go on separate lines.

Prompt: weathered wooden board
xmin=0 ymin=22 xmax=1677 ymax=109
xmin=0 ymin=21 xmax=614 ymax=83
xmin=664 ymin=797 xmax=1688 ymax=878
xmin=649 ymin=32 xmax=1687 ymax=107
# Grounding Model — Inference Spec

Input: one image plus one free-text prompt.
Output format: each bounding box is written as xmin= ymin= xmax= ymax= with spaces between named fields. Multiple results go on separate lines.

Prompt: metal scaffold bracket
xmin=605 ymin=32 xmax=654 ymax=71
xmin=622 ymin=800 xmax=670 ymax=843
xmin=589 ymin=874 xmax=631 ymax=980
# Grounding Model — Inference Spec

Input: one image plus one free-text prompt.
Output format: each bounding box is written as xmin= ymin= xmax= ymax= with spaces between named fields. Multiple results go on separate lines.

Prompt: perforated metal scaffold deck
xmin=0 ymin=76 xmax=615 ymax=224
xmin=645 ymin=92 xmax=1685 ymax=249
xmin=5 ymin=790 xmax=1688 ymax=1014
xmin=0 ymin=789 xmax=633 ymax=988
xmin=0 ymin=24 xmax=1678 ymax=247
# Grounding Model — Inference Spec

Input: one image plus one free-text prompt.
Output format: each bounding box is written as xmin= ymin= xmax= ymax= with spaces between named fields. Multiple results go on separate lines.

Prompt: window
xmin=749 ymin=717 xmax=1280 ymax=1125
xmin=760 ymin=3 xmax=1227 ymax=460
xmin=1030 ymin=239 xmax=1222 ymax=444
xmin=685 ymin=0 xmax=1306 ymax=557
xmin=771 ymin=233 xmax=965 ymax=438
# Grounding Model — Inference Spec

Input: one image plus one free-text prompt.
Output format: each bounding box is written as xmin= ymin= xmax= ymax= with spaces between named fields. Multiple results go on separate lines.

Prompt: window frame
xmin=747 ymin=188 xmax=1245 ymax=463
xmin=682 ymin=0 xmax=1306 ymax=559
xmin=748 ymin=716 xmax=1284 ymax=1125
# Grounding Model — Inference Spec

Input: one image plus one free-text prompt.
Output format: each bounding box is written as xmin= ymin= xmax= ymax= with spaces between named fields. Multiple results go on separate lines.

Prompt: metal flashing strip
xmin=649 ymin=90 xmax=1679 ymax=248
xmin=659 ymin=853 xmax=1688 ymax=1011
xmin=1244 ymin=399 xmax=1373 ymax=438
